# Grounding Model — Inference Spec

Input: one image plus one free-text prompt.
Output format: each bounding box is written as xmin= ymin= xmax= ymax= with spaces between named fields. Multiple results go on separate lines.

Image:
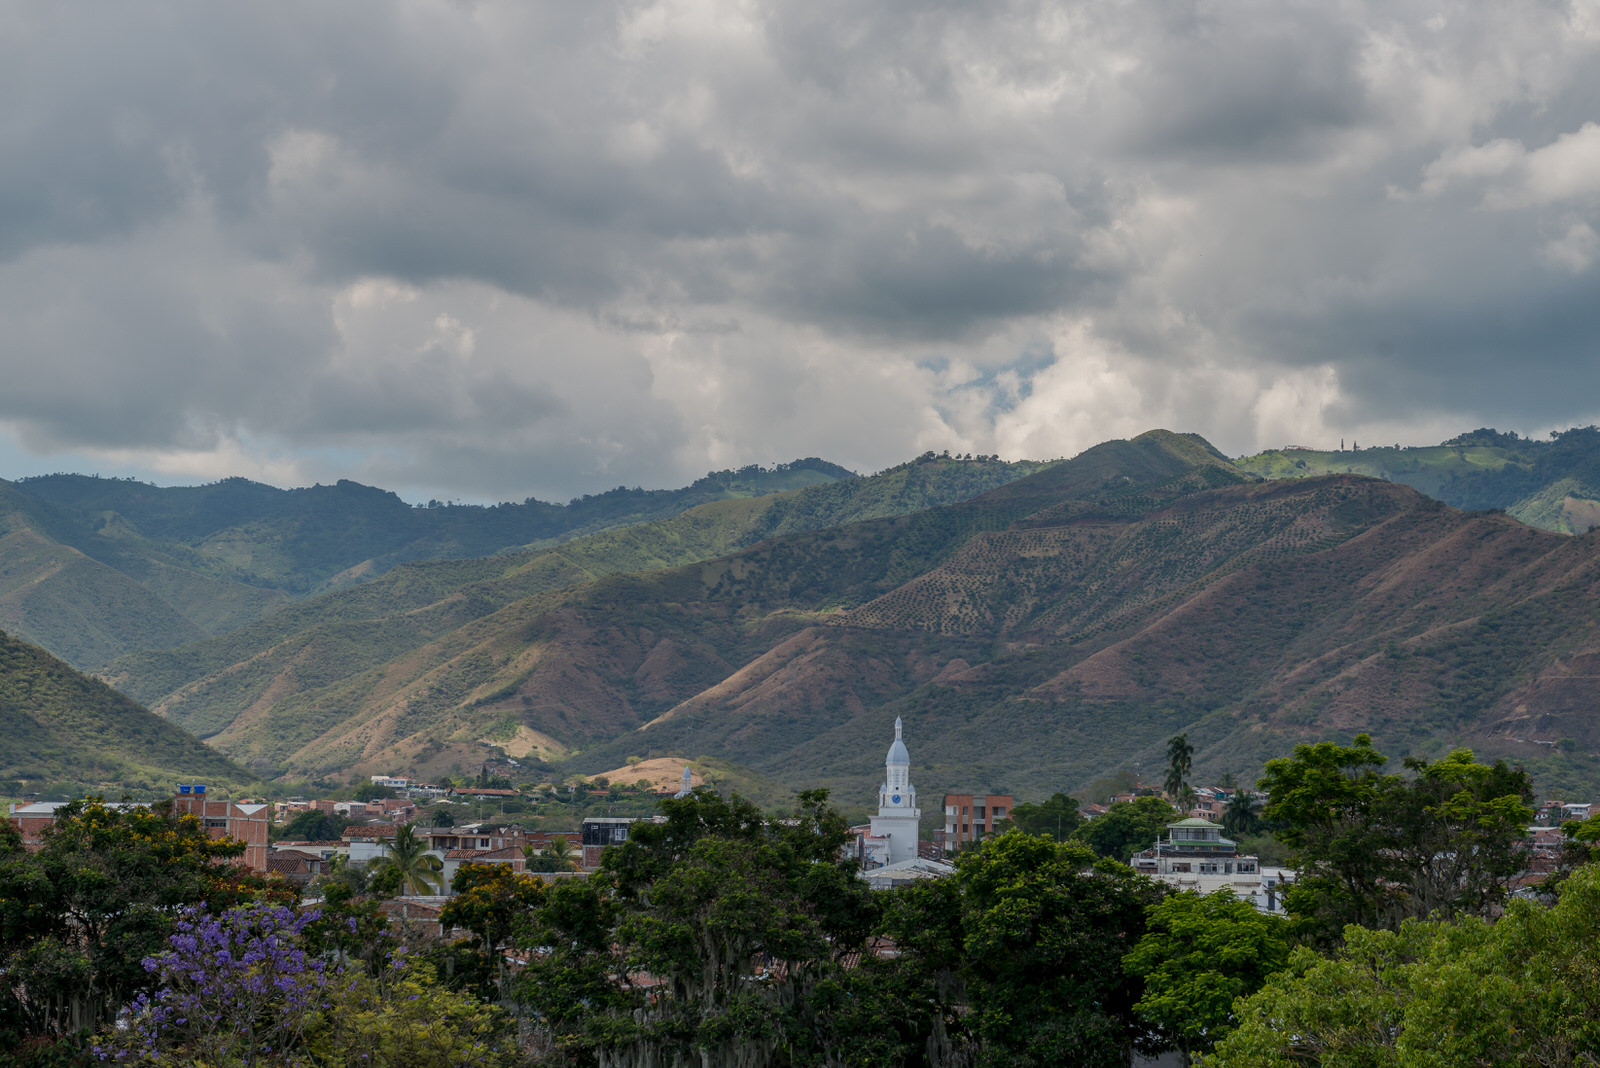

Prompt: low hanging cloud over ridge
xmin=3 ymin=0 xmax=1598 ymax=500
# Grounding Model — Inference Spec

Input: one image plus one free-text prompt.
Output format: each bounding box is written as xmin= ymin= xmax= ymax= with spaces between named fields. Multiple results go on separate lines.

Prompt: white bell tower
xmin=869 ymin=717 xmax=921 ymax=865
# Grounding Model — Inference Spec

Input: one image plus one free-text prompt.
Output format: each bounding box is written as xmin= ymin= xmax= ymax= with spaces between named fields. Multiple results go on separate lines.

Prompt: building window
xmin=205 ymin=819 xmax=229 ymax=829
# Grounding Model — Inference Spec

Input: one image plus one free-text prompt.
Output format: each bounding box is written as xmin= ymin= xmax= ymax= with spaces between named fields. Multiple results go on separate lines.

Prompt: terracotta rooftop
xmin=445 ymin=846 xmax=523 ymax=861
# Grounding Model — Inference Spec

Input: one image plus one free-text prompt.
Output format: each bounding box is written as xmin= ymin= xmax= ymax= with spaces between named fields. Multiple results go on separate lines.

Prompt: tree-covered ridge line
xmin=83 ymin=428 xmax=1600 ymax=805
xmin=0 ymin=628 xmax=253 ymax=795
xmin=1236 ymin=424 xmax=1600 ymax=533
xmin=3 ymin=732 xmax=1584 ymax=1068
xmin=1 ymin=452 xmax=1049 ymax=671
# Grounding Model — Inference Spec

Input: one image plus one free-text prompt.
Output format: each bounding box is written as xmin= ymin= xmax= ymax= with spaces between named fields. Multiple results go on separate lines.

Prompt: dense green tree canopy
xmin=1211 ymin=863 xmax=1600 ymax=1066
xmin=1122 ymin=890 xmax=1291 ymax=1064
xmin=1074 ymin=796 xmax=1177 ymax=862
xmin=1005 ymin=792 xmax=1083 ymax=841
xmin=1260 ymin=736 xmax=1533 ymax=939
xmin=279 ymin=809 xmax=351 ymax=842
xmin=953 ymin=831 xmax=1165 ymax=1067
xmin=0 ymin=799 xmax=275 ymax=1040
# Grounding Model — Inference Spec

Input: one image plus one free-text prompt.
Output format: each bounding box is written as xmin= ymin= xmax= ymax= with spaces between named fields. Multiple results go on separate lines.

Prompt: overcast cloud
xmin=2 ymin=0 xmax=1597 ymax=501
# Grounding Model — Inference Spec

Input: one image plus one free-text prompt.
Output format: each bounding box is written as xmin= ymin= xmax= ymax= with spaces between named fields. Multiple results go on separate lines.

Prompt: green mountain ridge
xmin=0 ymin=459 xmax=863 ymax=668
xmin=0 ymin=629 xmax=254 ymax=795
xmin=1237 ymin=425 xmax=1600 ymax=533
xmin=106 ymin=427 xmax=1600 ymax=808
xmin=100 ymin=454 xmax=1054 ymax=775
xmin=17 ymin=425 xmax=1600 ymax=802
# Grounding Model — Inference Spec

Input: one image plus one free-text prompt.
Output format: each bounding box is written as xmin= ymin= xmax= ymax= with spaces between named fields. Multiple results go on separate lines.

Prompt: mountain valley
xmin=8 ymin=429 xmax=1600 ymax=806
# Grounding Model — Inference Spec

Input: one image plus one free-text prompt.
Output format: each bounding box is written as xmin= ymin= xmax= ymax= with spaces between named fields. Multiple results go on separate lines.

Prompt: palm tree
xmin=377 ymin=823 xmax=443 ymax=896
xmin=524 ymin=834 xmax=577 ymax=873
xmin=1221 ymin=791 xmax=1263 ymax=840
xmin=1165 ymin=734 xmax=1194 ymax=800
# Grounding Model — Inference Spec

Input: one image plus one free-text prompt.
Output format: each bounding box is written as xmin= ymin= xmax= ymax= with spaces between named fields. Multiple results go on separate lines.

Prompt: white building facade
xmin=865 ymin=717 xmax=922 ymax=867
xmin=1131 ymin=817 xmax=1291 ymax=914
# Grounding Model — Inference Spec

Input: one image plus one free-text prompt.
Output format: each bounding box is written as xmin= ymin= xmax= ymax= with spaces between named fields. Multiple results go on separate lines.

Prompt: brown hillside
xmin=103 ymin=431 xmax=1600 ymax=802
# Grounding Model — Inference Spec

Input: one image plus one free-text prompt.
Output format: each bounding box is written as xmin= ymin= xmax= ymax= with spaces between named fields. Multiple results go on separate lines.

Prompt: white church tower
xmin=868 ymin=717 xmax=921 ymax=865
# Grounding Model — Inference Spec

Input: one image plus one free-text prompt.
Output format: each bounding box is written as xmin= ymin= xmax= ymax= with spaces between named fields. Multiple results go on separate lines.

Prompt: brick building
xmin=171 ymin=786 xmax=270 ymax=872
xmin=11 ymin=789 xmax=269 ymax=873
xmin=942 ymin=793 xmax=1013 ymax=849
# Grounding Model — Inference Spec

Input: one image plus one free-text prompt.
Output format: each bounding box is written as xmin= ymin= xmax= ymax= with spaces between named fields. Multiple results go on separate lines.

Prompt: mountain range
xmin=1237 ymin=426 xmax=1600 ymax=534
xmin=7 ymin=427 xmax=1600 ymax=805
xmin=0 ymin=458 xmax=866 ymax=667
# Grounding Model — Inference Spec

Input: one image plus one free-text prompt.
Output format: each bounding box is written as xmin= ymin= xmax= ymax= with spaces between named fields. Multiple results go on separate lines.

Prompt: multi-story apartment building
xmin=171 ymin=785 xmax=270 ymax=872
xmin=942 ymin=792 xmax=1013 ymax=849
xmin=11 ymin=786 xmax=269 ymax=873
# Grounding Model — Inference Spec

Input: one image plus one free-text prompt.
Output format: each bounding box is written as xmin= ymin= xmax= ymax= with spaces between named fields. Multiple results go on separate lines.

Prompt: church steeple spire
xmin=871 ymin=717 xmax=921 ymax=865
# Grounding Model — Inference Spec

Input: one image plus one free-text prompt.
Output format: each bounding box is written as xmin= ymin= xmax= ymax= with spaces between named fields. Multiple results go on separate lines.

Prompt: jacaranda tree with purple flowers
xmin=96 ymin=901 xmax=524 ymax=1067
xmin=0 ymin=799 xmax=280 ymax=1044
xmin=97 ymin=902 xmax=337 ymax=1067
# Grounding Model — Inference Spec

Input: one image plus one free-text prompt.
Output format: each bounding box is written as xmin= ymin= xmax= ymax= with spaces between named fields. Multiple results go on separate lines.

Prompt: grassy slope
xmin=0 ymin=629 xmax=253 ymax=794
xmin=1234 ymin=426 xmax=1600 ymax=533
xmin=0 ymin=483 xmax=208 ymax=666
xmin=0 ymin=460 xmax=858 ymax=668
xmin=105 ymin=455 xmax=1053 ymax=774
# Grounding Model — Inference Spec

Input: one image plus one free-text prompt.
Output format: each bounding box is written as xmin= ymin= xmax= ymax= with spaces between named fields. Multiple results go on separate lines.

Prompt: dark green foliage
xmin=0 ymin=800 xmax=276 ymax=1040
xmin=1221 ymin=791 xmax=1264 ymax=839
xmin=1123 ymin=890 xmax=1292 ymax=1061
xmin=277 ymin=810 xmax=351 ymax=842
xmin=1237 ymin=424 xmax=1600 ymax=532
xmin=1212 ymin=863 xmax=1600 ymax=1066
xmin=951 ymin=831 xmax=1165 ymax=1067
xmin=1075 ymin=797 xmax=1178 ymax=862
xmin=1260 ymin=735 xmax=1534 ymax=941
xmin=514 ymin=789 xmax=882 ymax=1066
xmin=1165 ymin=734 xmax=1193 ymax=800
xmin=1005 ymin=792 xmax=1083 ymax=841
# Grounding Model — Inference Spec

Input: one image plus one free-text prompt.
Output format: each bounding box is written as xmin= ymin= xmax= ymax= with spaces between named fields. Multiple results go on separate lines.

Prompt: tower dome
xmin=886 ymin=716 xmax=910 ymax=765
xmin=870 ymin=716 xmax=920 ymax=866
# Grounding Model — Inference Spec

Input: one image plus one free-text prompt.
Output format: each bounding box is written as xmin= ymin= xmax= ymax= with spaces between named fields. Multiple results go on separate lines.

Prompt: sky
xmin=3 ymin=1 xmax=1599 ymax=503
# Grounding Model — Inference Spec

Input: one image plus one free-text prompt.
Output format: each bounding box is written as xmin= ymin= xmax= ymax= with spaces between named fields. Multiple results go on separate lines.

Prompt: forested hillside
xmin=0 ymin=629 xmax=253 ymax=794
xmin=1238 ymin=425 xmax=1600 ymax=533
xmin=0 ymin=459 xmax=849 ymax=668
xmin=5 ymin=454 xmax=1055 ymax=672
xmin=103 ymin=428 xmax=1600 ymax=805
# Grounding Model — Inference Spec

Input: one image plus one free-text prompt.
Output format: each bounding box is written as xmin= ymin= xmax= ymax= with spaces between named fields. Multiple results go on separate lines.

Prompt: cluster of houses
xmin=7 ymin=744 xmax=1593 ymax=917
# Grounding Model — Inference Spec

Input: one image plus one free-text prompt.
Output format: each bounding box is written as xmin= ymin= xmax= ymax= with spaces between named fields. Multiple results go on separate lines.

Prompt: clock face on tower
xmin=891 ymin=794 xmax=902 ymax=805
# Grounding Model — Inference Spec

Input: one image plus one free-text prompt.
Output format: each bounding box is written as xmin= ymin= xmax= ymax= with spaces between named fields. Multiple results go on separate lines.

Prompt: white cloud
xmin=1541 ymin=219 xmax=1600 ymax=273
xmin=2 ymin=0 xmax=1600 ymax=500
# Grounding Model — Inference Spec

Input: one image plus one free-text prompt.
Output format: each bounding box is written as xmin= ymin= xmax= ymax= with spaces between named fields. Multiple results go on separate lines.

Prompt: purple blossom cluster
xmin=96 ymin=902 xmax=349 ymax=1066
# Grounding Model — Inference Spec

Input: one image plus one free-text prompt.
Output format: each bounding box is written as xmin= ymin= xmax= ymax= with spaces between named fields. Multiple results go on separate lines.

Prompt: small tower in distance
xmin=673 ymin=764 xmax=693 ymax=799
xmin=869 ymin=717 xmax=921 ymax=865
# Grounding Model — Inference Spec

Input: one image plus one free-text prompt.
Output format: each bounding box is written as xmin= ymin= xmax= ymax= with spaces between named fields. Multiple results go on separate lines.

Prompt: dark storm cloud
xmin=0 ymin=0 xmax=1598 ymax=498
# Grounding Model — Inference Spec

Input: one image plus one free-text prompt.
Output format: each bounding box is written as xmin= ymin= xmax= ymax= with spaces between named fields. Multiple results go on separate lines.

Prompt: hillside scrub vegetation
xmin=1237 ymin=424 xmax=1600 ymax=533
xmin=80 ymin=429 xmax=1600 ymax=806
xmin=0 ymin=629 xmax=252 ymax=794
